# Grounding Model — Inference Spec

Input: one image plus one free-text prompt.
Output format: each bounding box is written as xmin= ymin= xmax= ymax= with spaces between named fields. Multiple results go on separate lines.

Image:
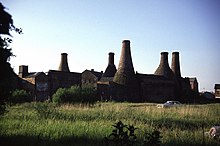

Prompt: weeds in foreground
xmin=143 ymin=130 xmax=162 ymax=146
xmin=104 ymin=121 xmax=162 ymax=146
xmin=1 ymin=102 xmax=220 ymax=146
xmin=33 ymin=102 xmax=56 ymax=119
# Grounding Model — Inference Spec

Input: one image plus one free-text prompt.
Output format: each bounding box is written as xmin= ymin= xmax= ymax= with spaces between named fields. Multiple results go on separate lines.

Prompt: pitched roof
xmin=48 ymin=70 xmax=81 ymax=75
xmin=25 ymin=72 xmax=43 ymax=78
xmin=91 ymin=71 xmax=102 ymax=78
xmin=82 ymin=69 xmax=103 ymax=80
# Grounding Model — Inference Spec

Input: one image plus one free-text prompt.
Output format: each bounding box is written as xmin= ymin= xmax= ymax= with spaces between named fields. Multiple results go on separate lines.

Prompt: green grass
xmin=0 ymin=102 xmax=220 ymax=146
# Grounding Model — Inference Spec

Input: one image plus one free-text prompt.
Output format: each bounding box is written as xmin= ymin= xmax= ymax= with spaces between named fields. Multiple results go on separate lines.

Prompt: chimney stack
xmin=102 ymin=52 xmax=117 ymax=77
xmin=108 ymin=52 xmax=115 ymax=65
xmin=154 ymin=52 xmax=174 ymax=79
xmin=171 ymin=52 xmax=181 ymax=78
xmin=58 ymin=53 xmax=70 ymax=72
xmin=19 ymin=65 xmax=28 ymax=78
xmin=113 ymin=40 xmax=139 ymax=101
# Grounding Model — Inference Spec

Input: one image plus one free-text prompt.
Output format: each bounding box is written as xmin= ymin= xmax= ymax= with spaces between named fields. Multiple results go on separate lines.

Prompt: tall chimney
xmin=113 ymin=40 xmax=139 ymax=101
xmin=102 ymin=52 xmax=117 ymax=77
xmin=171 ymin=52 xmax=184 ymax=98
xmin=154 ymin=52 xmax=174 ymax=79
xmin=171 ymin=52 xmax=181 ymax=78
xmin=58 ymin=53 xmax=70 ymax=72
xmin=108 ymin=52 xmax=114 ymax=65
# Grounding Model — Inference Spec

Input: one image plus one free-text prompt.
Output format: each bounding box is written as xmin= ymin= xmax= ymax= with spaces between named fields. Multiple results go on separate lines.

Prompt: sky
xmin=2 ymin=0 xmax=220 ymax=92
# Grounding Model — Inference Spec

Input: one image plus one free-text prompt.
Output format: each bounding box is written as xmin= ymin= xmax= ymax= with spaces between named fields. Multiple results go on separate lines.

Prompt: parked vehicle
xmin=157 ymin=101 xmax=182 ymax=108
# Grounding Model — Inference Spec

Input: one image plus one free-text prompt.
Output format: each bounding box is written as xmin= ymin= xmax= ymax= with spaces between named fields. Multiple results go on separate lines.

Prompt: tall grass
xmin=0 ymin=102 xmax=219 ymax=145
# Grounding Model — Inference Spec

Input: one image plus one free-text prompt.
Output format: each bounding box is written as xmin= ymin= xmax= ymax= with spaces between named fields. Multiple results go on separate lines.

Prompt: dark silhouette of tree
xmin=0 ymin=2 xmax=22 ymax=115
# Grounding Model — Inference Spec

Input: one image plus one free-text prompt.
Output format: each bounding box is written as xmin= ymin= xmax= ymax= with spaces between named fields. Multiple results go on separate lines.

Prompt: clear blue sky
xmin=3 ymin=0 xmax=220 ymax=92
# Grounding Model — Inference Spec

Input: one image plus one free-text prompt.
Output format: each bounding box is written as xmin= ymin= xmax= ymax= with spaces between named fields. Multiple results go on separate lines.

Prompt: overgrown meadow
xmin=0 ymin=102 xmax=220 ymax=146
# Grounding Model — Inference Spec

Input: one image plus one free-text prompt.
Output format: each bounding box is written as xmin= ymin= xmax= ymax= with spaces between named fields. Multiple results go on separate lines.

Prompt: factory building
xmin=18 ymin=40 xmax=198 ymax=102
xmin=18 ymin=53 xmax=81 ymax=101
xmin=98 ymin=40 xmax=194 ymax=102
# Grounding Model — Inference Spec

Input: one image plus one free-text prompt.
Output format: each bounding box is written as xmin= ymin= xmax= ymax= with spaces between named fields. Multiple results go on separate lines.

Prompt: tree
xmin=0 ymin=2 xmax=22 ymax=115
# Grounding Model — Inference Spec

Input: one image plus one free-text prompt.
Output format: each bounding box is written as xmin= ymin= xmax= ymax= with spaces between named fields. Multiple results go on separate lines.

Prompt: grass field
xmin=0 ymin=102 xmax=220 ymax=146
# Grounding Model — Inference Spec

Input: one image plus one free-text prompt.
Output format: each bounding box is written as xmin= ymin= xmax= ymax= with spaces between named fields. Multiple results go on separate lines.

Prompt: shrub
xmin=105 ymin=121 xmax=162 ymax=146
xmin=52 ymin=88 xmax=67 ymax=104
xmin=69 ymin=85 xmax=81 ymax=102
xmin=52 ymin=93 xmax=62 ymax=104
xmin=81 ymin=87 xmax=98 ymax=102
xmin=52 ymin=86 xmax=97 ymax=103
xmin=9 ymin=89 xmax=31 ymax=104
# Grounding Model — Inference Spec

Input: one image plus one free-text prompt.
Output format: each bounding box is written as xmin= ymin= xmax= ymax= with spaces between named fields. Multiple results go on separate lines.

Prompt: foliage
xmin=52 ymin=86 xmax=81 ymax=103
xmin=105 ymin=121 xmax=138 ymax=146
xmin=143 ymin=130 xmax=162 ymax=146
xmin=9 ymin=89 xmax=31 ymax=104
xmin=81 ymin=87 xmax=98 ymax=102
xmin=0 ymin=2 xmax=22 ymax=115
xmin=52 ymin=86 xmax=97 ymax=103
xmin=0 ymin=102 xmax=220 ymax=146
xmin=52 ymin=88 xmax=71 ymax=104
xmin=105 ymin=121 xmax=162 ymax=146
xmin=0 ymin=103 xmax=7 ymax=115
xmin=0 ymin=3 xmax=23 ymax=35
xmin=52 ymin=93 xmax=62 ymax=104
xmin=33 ymin=102 xmax=56 ymax=119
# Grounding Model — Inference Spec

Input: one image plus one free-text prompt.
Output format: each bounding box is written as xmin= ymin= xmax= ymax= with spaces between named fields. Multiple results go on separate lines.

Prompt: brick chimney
xmin=19 ymin=65 xmax=28 ymax=78
xmin=171 ymin=52 xmax=181 ymax=78
xmin=58 ymin=53 xmax=70 ymax=72
xmin=108 ymin=52 xmax=115 ymax=65
xmin=102 ymin=52 xmax=117 ymax=77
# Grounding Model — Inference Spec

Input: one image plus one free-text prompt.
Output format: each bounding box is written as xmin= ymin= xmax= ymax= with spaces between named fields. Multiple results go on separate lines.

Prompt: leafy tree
xmin=0 ymin=2 xmax=22 ymax=115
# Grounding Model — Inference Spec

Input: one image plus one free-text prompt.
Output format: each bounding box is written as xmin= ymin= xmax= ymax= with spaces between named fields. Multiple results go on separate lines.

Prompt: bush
xmin=52 ymin=86 xmax=97 ymax=103
xmin=9 ymin=89 xmax=31 ymax=104
xmin=52 ymin=93 xmax=62 ymax=104
xmin=105 ymin=121 xmax=162 ymax=146
xmin=52 ymin=88 xmax=72 ymax=103
xmin=81 ymin=87 xmax=98 ymax=102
